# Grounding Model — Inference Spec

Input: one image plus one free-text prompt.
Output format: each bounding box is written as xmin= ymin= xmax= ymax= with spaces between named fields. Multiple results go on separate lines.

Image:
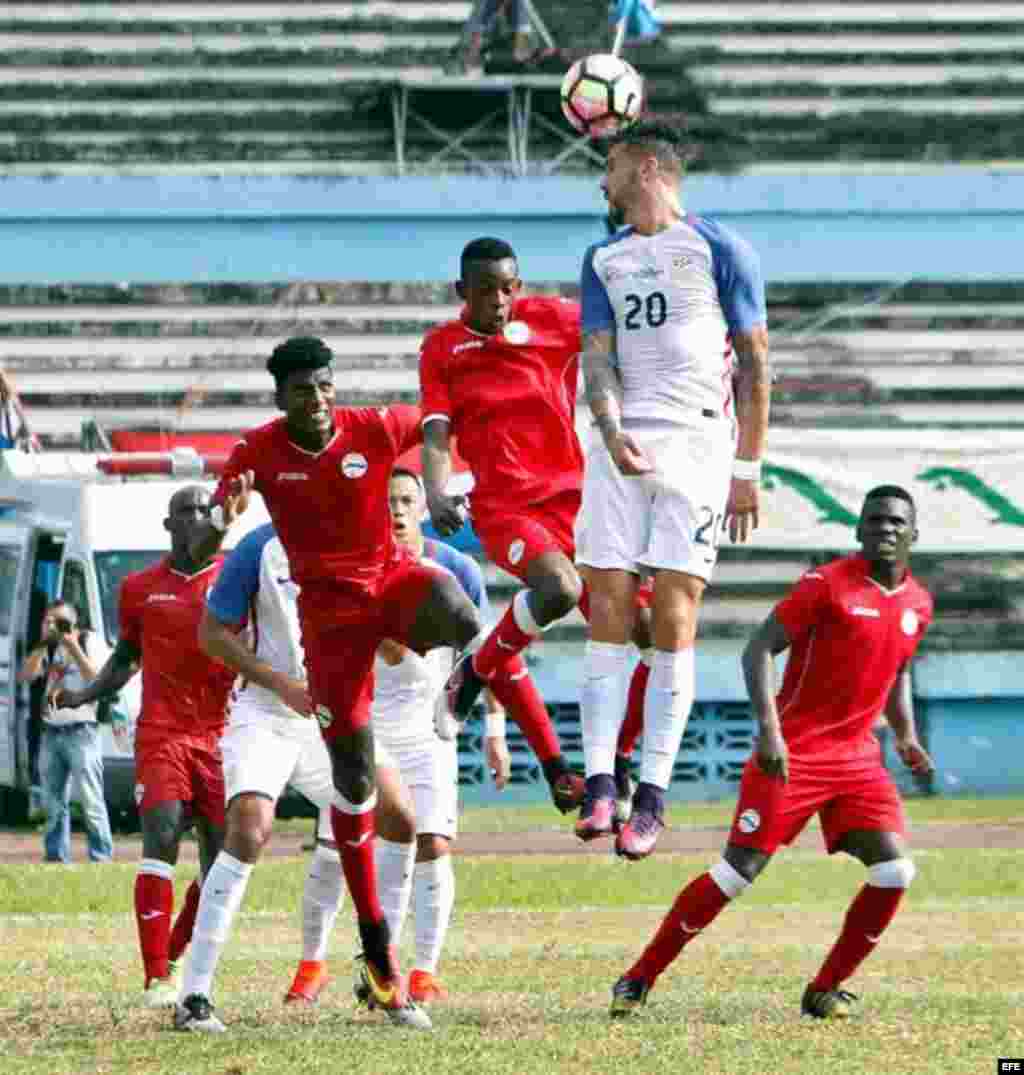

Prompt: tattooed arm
xmin=727 ymin=324 xmax=771 ymax=542
xmin=581 ymin=328 xmax=651 ymax=476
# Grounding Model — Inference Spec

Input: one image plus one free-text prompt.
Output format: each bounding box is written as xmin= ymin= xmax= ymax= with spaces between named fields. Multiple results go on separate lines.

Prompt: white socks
xmin=580 ymin=640 xmax=632 ymax=778
xmin=374 ymin=838 xmax=415 ymax=946
xmin=640 ymin=647 xmax=695 ymax=790
xmin=301 ymin=844 xmax=344 ymax=962
xmin=413 ymin=854 xmax=455 ymax=975
xmin=181 ymin=851 xmax=253 ymax=1001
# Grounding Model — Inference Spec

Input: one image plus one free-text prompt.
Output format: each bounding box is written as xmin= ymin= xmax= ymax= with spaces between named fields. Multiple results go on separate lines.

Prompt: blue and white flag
xmin=609 ymin=0 xmax=661 ymax=42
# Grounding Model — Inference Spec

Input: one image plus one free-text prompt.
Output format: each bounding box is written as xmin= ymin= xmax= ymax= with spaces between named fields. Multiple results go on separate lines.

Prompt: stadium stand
xmin=0 ymin=1 xmax=1021 ymax=171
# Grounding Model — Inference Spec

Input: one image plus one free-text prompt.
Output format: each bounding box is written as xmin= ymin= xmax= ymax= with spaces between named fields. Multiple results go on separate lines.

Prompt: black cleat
xmin=610 ymin=975 xmax=650 ymax=1017
xmin=801 ymin=985 xmax=858 ymax=1019
xmin=173 ymin=993 xmax=226 ymax=1033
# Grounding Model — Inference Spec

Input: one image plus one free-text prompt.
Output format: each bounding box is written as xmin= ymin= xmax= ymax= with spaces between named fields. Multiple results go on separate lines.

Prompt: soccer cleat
xmin=409 ymin=969 xmax=449 ymax=1004
xmin=574 ymin=795 xmax=615 ymax=841
xmin=613 ymin=756 xmax=635 ymax=832
xmin=142 ymin=973 xmax=180 ymax=1009
xmin=801 ymin=985 xmax=858 ymax=1019
xmin=550 ymin=771 xmax=585 ymax=815
xmin=610 ymin=975 xmax=650 ymax=1017
xmin=615 ymin=807 xmax=665 ymax=861
xmin=173 ymin=993 xmax=226 ymax=1033
xmin=443 ymin=647 xmax=486 ymax=724
xmin=284 ymin=959 xmax=330 ymax=1004
xmin=357 ymin=922 xmax=432 ymax=1031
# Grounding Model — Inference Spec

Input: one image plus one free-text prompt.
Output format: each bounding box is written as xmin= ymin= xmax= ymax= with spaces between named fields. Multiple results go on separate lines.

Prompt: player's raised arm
xmin=582 ymin=328 xmax=651 ymax=476
xmin=190 ymin=462 xmax=255 ymax=565
xmin=740 ymin=611 xmax=791 ymax=782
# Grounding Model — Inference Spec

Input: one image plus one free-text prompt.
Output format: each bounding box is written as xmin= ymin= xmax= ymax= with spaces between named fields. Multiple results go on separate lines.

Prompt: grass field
xmin=1 ymin=797 xmax=1022 ymax=1075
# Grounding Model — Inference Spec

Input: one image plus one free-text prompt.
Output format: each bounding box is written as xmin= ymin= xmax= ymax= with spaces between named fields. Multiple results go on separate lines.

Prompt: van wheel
xmin=0 ymin=787 xmax=30 ymax=825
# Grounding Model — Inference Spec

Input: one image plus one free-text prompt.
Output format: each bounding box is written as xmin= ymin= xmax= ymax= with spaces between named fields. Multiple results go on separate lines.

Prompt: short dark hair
xmin=267 ymin=336 xmax=334 ymax=386
xmin=863 ymin=484 xmax=916 ymax=518
xmin=460 ymin=237 xmax=517 ymax=281
xmin=607 ymin=121 xmax=687 ymax=178
xmin=390 ymin=466 xmax=424 ymax=492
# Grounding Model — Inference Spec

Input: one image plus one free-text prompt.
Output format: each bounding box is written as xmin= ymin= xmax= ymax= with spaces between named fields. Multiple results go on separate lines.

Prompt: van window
xmin=94 ymin=551 xmax=165 ymax=644
xmin=60 ymin=559 xmax=92 ymax=631
xmin=0 ymin=545 xmax=19 ymax=635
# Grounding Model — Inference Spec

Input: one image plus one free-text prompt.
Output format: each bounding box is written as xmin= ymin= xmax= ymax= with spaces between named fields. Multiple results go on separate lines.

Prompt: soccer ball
xmin=560 ymin=53 xmax=644 ymax=138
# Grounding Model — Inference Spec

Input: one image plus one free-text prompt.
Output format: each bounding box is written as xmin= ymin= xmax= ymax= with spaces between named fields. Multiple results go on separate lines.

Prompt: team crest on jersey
xmin=507 ymin=538 xmax=526 ymax=565
xmin=900 ymin=609 xmax=919 ymax=636
xmin=503 ymin=321 xmax=530 ymax=345
xmin=340 ymin=452 xmax=368 ymax=479
xmin=315 ymin=704 xmax=333 ymax=730
xmin=672 ymin=255 xmax=692 ymax=273
xmin=737 ymin=808 xmax=761 ymax=834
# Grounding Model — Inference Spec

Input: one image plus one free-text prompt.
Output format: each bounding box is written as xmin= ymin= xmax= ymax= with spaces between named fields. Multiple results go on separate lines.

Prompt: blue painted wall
xmin=1 ymin=169 xmax=1022 ymax=283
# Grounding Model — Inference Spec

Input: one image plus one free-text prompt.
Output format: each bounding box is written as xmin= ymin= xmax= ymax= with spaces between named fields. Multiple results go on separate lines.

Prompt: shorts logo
xmin=314 ymin=704 xmax=333 ymax=730
xmin=900 ymin=609 xmax=919 ymax=636
xmin=134 ymin=782 xmax=145 ymax=806
xmin=507 ymin=538 xmax=525 ymax=565
xmin=340 ymin=453 xmax=368 ymax=479
xmin=503 ymin=321 xmax=530 ymax=345
xmin=737 ymin=808 xmax=761 ymax=834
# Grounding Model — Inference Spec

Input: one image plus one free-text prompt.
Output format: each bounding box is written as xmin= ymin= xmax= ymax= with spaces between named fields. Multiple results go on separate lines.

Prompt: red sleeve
xmin=213 ymin=434 xmax=256 ymax=505
xmin=774 ymin=569 xmax=830 ymax=644
xmin=419 ymin=330 xmax=453 ymax=428
xmin=118 ymin=574 xmax=143 ymax=651
xmin=380 ymin=403 xmax=423 ymax=458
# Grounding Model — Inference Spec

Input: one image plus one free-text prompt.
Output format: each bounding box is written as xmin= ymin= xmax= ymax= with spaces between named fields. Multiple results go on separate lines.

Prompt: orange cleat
xmin=409 ymin=969 xmax=449 ymax=1004
xmin=284 ymin=960 xmax=330 ymax=1004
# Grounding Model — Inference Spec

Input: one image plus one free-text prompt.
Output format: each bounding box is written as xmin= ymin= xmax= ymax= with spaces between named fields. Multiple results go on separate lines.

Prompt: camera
xmin=55 ymin=617 xmax=73 ymax=634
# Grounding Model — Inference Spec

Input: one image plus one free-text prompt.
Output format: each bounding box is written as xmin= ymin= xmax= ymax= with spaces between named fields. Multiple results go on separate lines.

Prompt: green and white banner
xmin=755 ymin=429 xmax=1024 ymax=553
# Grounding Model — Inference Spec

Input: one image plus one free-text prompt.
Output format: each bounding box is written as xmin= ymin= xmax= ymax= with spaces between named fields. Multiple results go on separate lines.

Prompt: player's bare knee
xmin=416 ymin=833 xmax=450 ymax=861
xmin=329 ymin=731 xmax=375 ymax=804
xmin=140 ymin=807 xmax=181 ymax=861
xmin=532 ymin=568 xmax=581 ymax=622
xmin=723 ymin=844 xmax=770 ymax=885
xmin=868 ymin=857 xmax=916 ymax=889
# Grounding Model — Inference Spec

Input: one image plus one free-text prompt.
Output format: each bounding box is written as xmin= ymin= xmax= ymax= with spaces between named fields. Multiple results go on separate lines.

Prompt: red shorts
xmin=133 ymin=734 xmax=225 ymax=827
xmin=474 ymin=490 xmax=581 ymax=583
xmin=300 ymin=555 xmax=447 ymax=741
xmin=727 ymin=756 xmax=906 ymax=856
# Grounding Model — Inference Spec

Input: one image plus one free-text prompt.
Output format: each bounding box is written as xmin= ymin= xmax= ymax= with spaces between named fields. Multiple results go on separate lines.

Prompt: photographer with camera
xmin=17 ymin=600 xmax=114 ymax=863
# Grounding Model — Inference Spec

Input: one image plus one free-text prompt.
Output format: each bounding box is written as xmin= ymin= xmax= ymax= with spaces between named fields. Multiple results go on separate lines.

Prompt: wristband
xmin=733 ymin=457 xmax=762 ymax=482
xmin=484 ymin=710 xmax=507 ymax=737
xmin=209 ymin=504 xmax=228 ymax=532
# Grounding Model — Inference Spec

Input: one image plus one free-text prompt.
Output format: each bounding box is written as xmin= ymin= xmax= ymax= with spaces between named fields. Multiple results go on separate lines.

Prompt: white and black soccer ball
xmin=560 ymin=53 xmax=644 ymax=138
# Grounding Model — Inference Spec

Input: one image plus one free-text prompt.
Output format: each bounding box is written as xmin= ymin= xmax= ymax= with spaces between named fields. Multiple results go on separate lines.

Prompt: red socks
xmin=811 ymin=884 xmax=904 ymax=993
xmin=628 ymin=871 xmax=731 ymax=984
xmin=472 ymin=604 xmax=536 ymax=679
xmin=616 ymin=660 xmax=650 ymax=757
xmin=485 ymin=655 xmax=561 ymax=763
xmin=168 ymin=878 xmax=200 ymax=964
xmin=135 ymin=868 xmax=174 ymax=985
xmin=330 ymin=803 xmax=383 ymax=924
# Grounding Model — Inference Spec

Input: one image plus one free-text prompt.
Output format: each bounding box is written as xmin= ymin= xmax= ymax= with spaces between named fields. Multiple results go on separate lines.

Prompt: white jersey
xmin=205 ymin=522 xmax=305 ymax=725
xmin=581 ymin=216 xmax=766 ymax=429
xmin=371 ymin=539 xmax=489 ymax=748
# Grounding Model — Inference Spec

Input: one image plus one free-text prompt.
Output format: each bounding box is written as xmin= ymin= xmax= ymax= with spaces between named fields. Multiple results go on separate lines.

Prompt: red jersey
xmin=419 ymin=295 xmax=583 ymax=519
xmin=119 ymin=556 xmax=235 ymax=741
xmin=215 ymin=404 xmax=421 ymax=595
xmin=773 ymin=555 xmax=932 ymax=763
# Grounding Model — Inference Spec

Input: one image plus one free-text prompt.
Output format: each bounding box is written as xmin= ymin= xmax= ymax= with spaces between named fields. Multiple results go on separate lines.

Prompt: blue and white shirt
xmin=372 ymin=539 xmax=489 ymax=748
xmin=581 ymin=216 xmax=766 ymax=427
xmin=206 ymin=522 xmax=304 ymax=724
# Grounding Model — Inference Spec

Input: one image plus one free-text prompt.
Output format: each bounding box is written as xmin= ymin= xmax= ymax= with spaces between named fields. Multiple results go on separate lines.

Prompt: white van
xmin=0 ymin=448 xmax=268 ymax=824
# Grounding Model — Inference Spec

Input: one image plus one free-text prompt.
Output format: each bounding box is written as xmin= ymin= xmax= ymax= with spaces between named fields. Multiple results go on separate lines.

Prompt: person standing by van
xmin=53 ymin=486 xmax=238 ymax=1008
xmin=18 ymin=600 xmax=114 ymax=863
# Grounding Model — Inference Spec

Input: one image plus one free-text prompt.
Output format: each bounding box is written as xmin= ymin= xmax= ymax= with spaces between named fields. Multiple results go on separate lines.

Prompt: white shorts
xmin=576 ymin=422 xmax=734 ymax=581
xmin=220 ymin=712 xmax=334 ymax=816
xmin=375 ymin=735 xmax=458 ymax=841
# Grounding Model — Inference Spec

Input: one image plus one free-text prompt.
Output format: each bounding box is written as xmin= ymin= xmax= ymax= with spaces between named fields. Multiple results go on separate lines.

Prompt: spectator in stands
xmin=18 ymin=600 xmax=114 ymax=863
xmin=456 ymin=0 xmax=533 ymax=75
xmin=0 ymin=366 xmax=39 ymax=451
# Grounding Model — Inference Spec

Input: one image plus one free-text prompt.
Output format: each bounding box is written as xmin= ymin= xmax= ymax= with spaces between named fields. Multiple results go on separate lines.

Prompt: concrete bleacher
xmin=0 ymin=1 xmax=1021 ymax=170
